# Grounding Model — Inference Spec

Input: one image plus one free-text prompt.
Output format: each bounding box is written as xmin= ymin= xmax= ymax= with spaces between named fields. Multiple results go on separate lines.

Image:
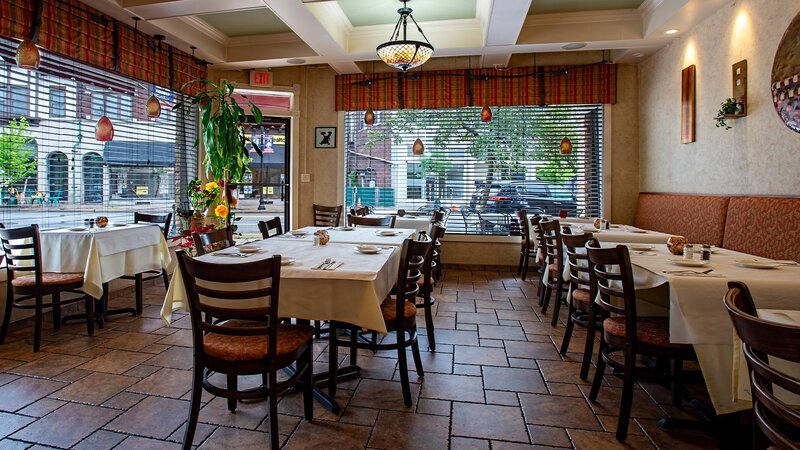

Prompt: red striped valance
xmin=1 ymin=0 xmax=206 ymax=94
xmin=336 ymin=63 xmax=617 ymax=111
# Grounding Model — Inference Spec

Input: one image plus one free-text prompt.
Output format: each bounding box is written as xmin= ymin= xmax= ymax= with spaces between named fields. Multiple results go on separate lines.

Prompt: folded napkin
xmin=311 ymin=261 xmax=343 ymax=271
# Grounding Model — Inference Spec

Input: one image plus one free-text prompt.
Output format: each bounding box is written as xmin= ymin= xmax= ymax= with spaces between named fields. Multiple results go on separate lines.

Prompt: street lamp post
xmin=257 ymin=152 xmax=266 ymax=210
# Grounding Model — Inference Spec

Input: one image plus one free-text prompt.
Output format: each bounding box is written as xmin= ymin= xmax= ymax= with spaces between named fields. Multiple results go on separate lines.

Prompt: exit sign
xmin=250 ymin=69 xmax=272 ymax=87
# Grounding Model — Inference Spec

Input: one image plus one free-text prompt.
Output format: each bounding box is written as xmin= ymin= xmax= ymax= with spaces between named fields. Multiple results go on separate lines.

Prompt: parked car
xmin=469 ymin=181 xmax=578 ymax=215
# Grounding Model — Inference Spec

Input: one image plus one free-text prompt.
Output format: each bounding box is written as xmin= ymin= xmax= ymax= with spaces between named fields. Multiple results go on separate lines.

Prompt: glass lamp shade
xmin=15 ymin=39 xmax=40 ymax=70
xmin=560 ymin=136 xmax=573 ymax=155
xmin=146 ymin=94 xmax=162 ymax=118
xmin=96 ymin=115 xmax=115 ymax=142
xmin=364 ymin=107 xmax=375 ymax=125
xmin=412 ymin=138 xmax=425 ymax=155
xmin=377 ymin=40 xmax=433 ymax=72
xmin=481 ymin=105 xmax=492 ymax=123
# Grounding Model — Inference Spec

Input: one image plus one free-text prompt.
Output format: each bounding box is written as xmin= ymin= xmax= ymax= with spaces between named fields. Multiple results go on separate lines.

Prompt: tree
xmin=0 ymin=117 xmax=37 ymax=192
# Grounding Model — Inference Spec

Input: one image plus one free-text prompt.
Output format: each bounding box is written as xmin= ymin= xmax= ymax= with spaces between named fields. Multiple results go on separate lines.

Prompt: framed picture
xmin=314 ymin=127 xmax=336 ymax=148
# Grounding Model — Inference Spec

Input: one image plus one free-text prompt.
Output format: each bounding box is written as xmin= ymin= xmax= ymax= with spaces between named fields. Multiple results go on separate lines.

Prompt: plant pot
xmin=190 ymin=213 xmax=205 ymax=230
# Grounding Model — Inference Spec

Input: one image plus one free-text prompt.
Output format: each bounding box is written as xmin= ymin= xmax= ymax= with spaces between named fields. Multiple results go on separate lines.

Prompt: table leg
xmin=62 ymin=282 xmax=136 ymax=329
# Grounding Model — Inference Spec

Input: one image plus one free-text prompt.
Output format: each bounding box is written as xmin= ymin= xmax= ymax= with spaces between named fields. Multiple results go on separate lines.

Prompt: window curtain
xmin=336 ymin=63 xmax=617 ymax=111
xmin=0 ymin=0 xmax=206 ymax=94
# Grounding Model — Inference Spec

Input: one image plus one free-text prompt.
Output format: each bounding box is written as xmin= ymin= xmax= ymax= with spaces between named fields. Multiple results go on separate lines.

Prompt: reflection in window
xmin=47 ymin=152 xmax=68 ymax=201
xmin=50 ymin=87 xmax=66 ymax=117
xmin=83 ymin=152 xmax=103 ymax=203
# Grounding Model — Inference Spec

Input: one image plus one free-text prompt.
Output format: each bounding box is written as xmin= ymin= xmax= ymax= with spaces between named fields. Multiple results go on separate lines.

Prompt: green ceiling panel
xmin=337 ymin=0 xmax=476 ymax=27
xmin=529 ymin=0 xmax=644 ymax=15
xmin=198 ymin=8 xmax=292 ymax=37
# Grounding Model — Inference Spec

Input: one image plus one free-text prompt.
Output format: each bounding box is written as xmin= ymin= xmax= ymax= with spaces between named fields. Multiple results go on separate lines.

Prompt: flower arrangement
xmin=188 ymin=178 xmax=220 ymax=216
xmin=172 ymin=224 xmax=216 ymax=256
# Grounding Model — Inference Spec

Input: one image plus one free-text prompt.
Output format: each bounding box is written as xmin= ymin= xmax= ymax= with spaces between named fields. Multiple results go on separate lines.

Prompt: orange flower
xmin=215 ymin=204 xmax=229 ymax=218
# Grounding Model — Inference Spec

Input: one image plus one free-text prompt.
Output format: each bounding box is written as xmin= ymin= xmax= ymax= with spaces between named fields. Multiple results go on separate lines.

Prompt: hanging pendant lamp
xmin=364 ymin=107 xmax=375 ymax=125
xmin=481 ymin=105 xmax=492 ymax=123
xmin=560 ymin=136 xmax=573 ymax=155
xmin=146 ymin=94 xmax=162 ymax=118
xmin=15 ymin=39 xmax=40 ymax=70
xmin=376 ymin=0 xmax=434 ymax=72
xmin=412 ymin=138 xmax=425 ymax=155
xmin=96 ymin=115 xmax=115 ymax=142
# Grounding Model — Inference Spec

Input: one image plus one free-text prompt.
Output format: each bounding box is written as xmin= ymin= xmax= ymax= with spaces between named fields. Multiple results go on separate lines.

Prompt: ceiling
xmin=84 ymin=0 xmax=731 ymax=74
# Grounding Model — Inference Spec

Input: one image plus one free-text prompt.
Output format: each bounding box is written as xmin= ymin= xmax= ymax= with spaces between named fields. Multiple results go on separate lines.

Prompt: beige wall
xmin=639 ymin=0 xmax=800 ymax=195
xmin=210 ymin=53 xmax=640 ymax=265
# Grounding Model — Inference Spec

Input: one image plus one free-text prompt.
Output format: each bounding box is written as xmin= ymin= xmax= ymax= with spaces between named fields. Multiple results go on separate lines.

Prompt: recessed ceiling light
xmin=287 ymin=58 xmax=306 ymax=65
xmin=562 ymin=42 xmax=587 ymax=50
xmin=633 ymin=53 xmax=644 ymax=58
xmin=665 ymin=29 xmax=679 ymax=35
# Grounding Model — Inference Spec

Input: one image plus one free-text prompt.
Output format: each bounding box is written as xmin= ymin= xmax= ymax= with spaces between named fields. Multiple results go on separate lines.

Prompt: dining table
xmin=275 ymin=226 xmax=417 ymax=247
xmin=369 ymin=213 xmax=432 ymax=233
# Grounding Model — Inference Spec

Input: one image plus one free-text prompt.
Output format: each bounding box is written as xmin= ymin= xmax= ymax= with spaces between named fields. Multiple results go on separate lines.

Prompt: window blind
xmin=0 ymin=36 xmax=197 ymax=233
xmin=343 ymin=105 xmax=603 ymax=235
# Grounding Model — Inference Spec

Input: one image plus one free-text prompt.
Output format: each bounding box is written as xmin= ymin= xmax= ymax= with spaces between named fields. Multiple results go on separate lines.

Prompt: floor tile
xmin=127 ymin=367 xmax=192 ymax=398
xmin=77 ymin=350 xmax=153 ymax=374
xmin=482 ymin=366 xmax=547 ymax=393
xmin=368 ymin=410 xmax=450 ymax=449
xmin=10 ymin=353 xmax=89 ymax=379
xmin=115 ymin=436 xmax=182 ymax=450
xmin=145 ymin=346 xmax=194 ymax=370
xmin=478 ymin=324 xmax=527 ymax=340
xmin=198 ymin=426 xmax=276 ymax=449
xmin=283 ymin=420 xmax=371 ymax=450
xmin=419 ymin=373 xmax=484 ymax=403
xmin=520 ymin=393 xmax=602 ymax=431
xmin=452 ymin=402 xmax=529 ymax=443
xmin=11 ymin=403 xmax=120 ymax=448
xmin=569 ymin=429 xmax=655 ymax=449
xmin=349 ymin=379 xmax=418 ymax=411
xmin=0 ymin=411 xmax=35 ymax=439
xmin=73 ymin=430 xmax=127 ymax=450
xmin=51 ymin=372 xmax=139 ymax=405
xmin=0 ymin=377 xmax=65 ymax=412
xmin=454 ymin=346 xmax=508 ymax=366
xmin=104 ymin=396 xmax=188 ymax=439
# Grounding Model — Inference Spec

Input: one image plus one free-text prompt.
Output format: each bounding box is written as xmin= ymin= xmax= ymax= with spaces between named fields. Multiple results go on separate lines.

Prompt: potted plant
xmin=187 ymin=178 xmax=220 ymax=228
xmin=715 ymin=97 xmax=744 ymax=130
xmin=174 ymin=79 xmax=263 ymax=227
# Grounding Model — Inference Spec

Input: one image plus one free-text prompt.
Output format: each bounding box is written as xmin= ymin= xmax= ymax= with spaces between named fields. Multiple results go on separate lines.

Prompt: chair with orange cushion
xmin=192 ymin=227 xmax=234 ymax=256
xmin=558 ymin=230 xmax=597 ymax=379
xmin=586 ymin=243 xmax=697 ymax=442
xmin=328 ymin=237 xmax=431 ymax=407
xmin=539 ymin=219 xmax=565 ymax=326
xmin=176 ymin=251 xmax=313 ymax=450
xmin=313 ymin=204 xmax=343 ymax=227
xmin=725 ymin=281 xmax=800 ymax=450
xmin=257 ymin=217 xmax=283 ymax=239
xmin=0 ymin=224 xmax=94 ymax=352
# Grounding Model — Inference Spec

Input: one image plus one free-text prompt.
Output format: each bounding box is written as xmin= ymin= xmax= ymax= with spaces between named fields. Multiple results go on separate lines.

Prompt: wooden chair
xmin=349 ymin=206 xmax=370 ymax=217
xmin=416 ymin=225 xmax=443 ymax=350
xmin=328 ymin=238 xmax=430 ymax=407
xmin=530 ymin=215 xmax=547 ymax=300
xmin=539 ymin=219 xmax=566 ymax=326
xmin=516 ymin=209 xmax=537 ymax=280
xmin=313 ymin=204 xmax=343 ymax=227
xmin=348 ymin=215 xmax=395 ymax=228
xmin=257 ymin=217 xmax=283 ymax=239
xmin=431 ymin=222 xmax=445 ymax=281
xmin=430 ymin=209 xmax=446 ymax=224
xmin=558 ymin=230 xmax=597 ymax=380
xmin=192 ymin=227 xmax=234 ymax=256
xmin=0 ymin=224 xmax=94 ymax=352
xmin=176 ymin=251 xmax=313 ymax=450
xmin=119 ymin=212 xmax=172 ymax=315
xmin=586 ymin=244 xmax=696 ymax=442
xmin=725 ymin=281 xmax=800 ymax=450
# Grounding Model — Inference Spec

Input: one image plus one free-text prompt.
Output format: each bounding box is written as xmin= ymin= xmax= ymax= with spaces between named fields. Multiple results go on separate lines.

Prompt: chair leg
xmin=182 ymin=366 xmax=204 ymax=450
xmin=314 ymin=321 xmax=321 ymax=339
xmin=411 ymin=333 xmax=424 ymax=378
xmin=541 ymin=284 xmax=552 ymax=314
xmin=33 ymin=294 xmax=43 ymax=352
xmin=303 ymin=345 xmax=314 ymax=421
xmin=517 ymin=252 xmax=524 ymax=276
xmin=328 ymin=322 xmax=338 ymax=398
xmin=269 ymin=369 xmax=279 ymax=450
xmin=52 ymin=292 xmax=61 ymax=330
xmin=580 ymin=312 xmax=597 ymax=381
xmin=397 ymin=330 xmax=413 ymax=407
xmin=671 ymin=359 xmax=684 ymax=406
xmin=559 ymin=301 xmax=575 ymax=356
xmin=424 ymin=301 xmax=436 ymax=351
xmin=226 ymin=374 xmax=237 ymax=412
xmin=616 ymin=349 xmax=637 ymax=442
xmin=0 ymin=284 xmax=13 ymax=344
xmin=550 ymin=279 xmax=564 ymax=327
xmin=84 ymin=295 xmax=94 ymax=337
xmin=588 ymin=340 xmax=607 ymax=401
xmin=135 ymin=273 xmax=144 ymax=316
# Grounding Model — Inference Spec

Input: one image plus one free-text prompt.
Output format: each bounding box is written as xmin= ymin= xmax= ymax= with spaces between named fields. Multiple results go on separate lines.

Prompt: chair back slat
xmin=561 ymin=229 xmax=593 ymax=290
xmin=540 ymin=219 xmax=563 ymax=271
xmin=192 ymin=227 xmax=234 ymax=256
xmin=724 ymin=281 xmax=800 ymax=443
xmin=516 ymin=209 xmax=532 ymax=250
xmin=348 ymin=215 xmax=395 ymax=228
xmin=530 ymin=215 xmax=545 ymax=260
xmin=176 ymin=251 xmax=281 ymax=356
xmin=586 ymin=243 xmax=635 ymax=319
xmin=134 ymin=212 xmax=172 ymax=238
xmin=392 ymin=238 xmax=430 ymax=329
xmin=257 ymin=217 xmax=283 ymax=239
xmin=0 ymin=224 xmax=43 ymax=284
xmin=313 ymin=204 xmax=343 ymax=227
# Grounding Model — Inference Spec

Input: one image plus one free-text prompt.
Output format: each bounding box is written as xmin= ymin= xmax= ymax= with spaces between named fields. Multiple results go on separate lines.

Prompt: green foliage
xmin=419 ymin=149 xmax=451 ymax=177
xmin=0 ymin=117 xmax=37 ymax=188
xmin=537 ymin=159 xmax=576 ymax=183
xmin=173 ymin=79 xmax=263 ymax=183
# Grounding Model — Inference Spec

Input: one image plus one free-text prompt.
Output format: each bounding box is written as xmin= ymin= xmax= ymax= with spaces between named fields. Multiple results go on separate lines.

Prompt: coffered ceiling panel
xmin=528 ymin=0 xmax=645 ymax=15
xmin=336 ymin=0 xmax=477 ymax=27
xmin=198 ymin=8 xmax=292 ymax=37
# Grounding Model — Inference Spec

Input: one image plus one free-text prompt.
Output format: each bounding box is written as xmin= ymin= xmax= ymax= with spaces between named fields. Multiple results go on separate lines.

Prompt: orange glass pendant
xmin=96 ymin=116 xmax=115 ymax=142
xmin=15 ymin=39 xmax=40 ymax=70
xmin=481 ymin=105 xmax=492 ymax=122
xmin=146 ymin=94 xmax=162 ymax=118
xmin=364 ymin=107 xmax=375 ymax=125
xmin=412 ymin=138 xmax=424 ymax=155
xmin=560 ymin=136 xmax=572 ymax=155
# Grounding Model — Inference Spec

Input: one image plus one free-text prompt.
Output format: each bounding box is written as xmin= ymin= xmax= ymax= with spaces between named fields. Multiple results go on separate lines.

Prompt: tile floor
xmin=0 ymin=265 xmax=722 ymax=449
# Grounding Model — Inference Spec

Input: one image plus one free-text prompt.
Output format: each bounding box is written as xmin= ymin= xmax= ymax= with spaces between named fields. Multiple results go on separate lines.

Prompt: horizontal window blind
xmin=344 ymin=105 xmax=603 ymax=235
xmin=0 ymin=36 xmax=197 ymax=234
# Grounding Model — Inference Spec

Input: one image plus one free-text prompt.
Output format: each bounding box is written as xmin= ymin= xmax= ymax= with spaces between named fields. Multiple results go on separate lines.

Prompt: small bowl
xmin=238 ymin=245 xmax=259 ymax=254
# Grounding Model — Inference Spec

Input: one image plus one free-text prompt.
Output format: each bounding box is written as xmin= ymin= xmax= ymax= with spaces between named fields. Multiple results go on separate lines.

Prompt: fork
xmin=316 ymin=257 xmax=332 ymax=269
xmin=662 ymin=269 xmax=713 ymax=274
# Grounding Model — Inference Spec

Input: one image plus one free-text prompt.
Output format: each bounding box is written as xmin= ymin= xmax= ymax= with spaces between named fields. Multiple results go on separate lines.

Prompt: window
xmin=0 ymin=36 xmax=198 ymax=232
xmin=344 ymin=105 xmax=603 ymax=235
xmin=49 ymin=87 xmax=66 ymax=117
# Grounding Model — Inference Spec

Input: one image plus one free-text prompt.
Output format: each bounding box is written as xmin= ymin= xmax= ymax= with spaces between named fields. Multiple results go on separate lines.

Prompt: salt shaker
xmin=312 ymin=235 xmax=320 ymax=246
xmin=683 ymin=243 xmax=694 ymax=259
xmin=701 ymin=244 xmax=711 ymax=261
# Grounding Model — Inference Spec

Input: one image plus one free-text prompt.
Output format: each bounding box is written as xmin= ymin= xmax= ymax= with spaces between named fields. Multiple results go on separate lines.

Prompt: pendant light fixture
xmin=560 ymin=136 xmax=573 ymax=155
xmin=376 ymin=0 xmax=434 ymax=72
xmin=481 ymin=105 xmax=492 ymax=123
xmin=364 ymin=62 xmax=375 ymax=125
xmin=96 ymin=115 xmax=114 ymax=141
xmin=146 ymin=88 xmax=162 ymax=118
xmin=15 ymin=39 xmax=40 ymax=70
xmin=412 ymin=138 xmax=425 ymax=155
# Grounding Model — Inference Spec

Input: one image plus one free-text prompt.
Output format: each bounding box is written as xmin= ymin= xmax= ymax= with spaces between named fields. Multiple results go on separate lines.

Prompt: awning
xmin=103 ymin=141 xmax=175 ymax=167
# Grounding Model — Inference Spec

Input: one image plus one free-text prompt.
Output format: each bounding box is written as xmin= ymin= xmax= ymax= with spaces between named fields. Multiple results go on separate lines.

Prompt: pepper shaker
xmin=683 ymin=243 xmax=694 ymax=259
xmin=701 ymin=244 xmax=711 ymax=261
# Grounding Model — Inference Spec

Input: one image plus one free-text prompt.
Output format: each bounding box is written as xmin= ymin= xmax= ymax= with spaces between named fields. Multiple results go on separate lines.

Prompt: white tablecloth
xmin=40 ymin=224 xmax=171 ymax=299
xmin=620 ymin=245 xmax=800 ymax=414
xmin=276 ymin=226 xmax=415 ymax=247
xmin=566 ymin=224 xmax=673 ymax=245
xmin=392 ymin=216 xmax=432 ymax=233
xmin=160 ymin=239 xmax=401 ymax=333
